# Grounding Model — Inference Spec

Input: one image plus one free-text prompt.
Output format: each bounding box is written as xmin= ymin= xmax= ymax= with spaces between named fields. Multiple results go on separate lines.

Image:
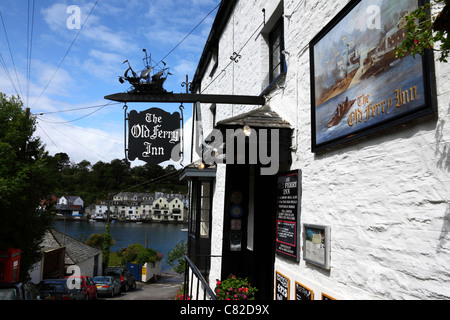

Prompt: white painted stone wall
xmin=195 ymin=0 xmax=450 ymax=300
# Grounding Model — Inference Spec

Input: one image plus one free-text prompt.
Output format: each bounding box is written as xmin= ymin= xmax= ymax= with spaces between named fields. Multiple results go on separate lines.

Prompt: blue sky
xmin=0 ymin=0 xmax=220 ymax=166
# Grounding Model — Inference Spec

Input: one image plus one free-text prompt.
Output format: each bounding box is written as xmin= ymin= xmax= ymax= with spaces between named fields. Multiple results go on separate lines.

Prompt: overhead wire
xmin=31 ymin=0 xmax=100 ymax=110
xmin=36 ymin=101 xmax=114 ymax=124
xmin=42 ymin=120 xmax=109 ymax=162
xmin=0 ymin=53 xmax=20 ymax=97
xmin=32 ymin=102 xmax=122 ymax=116
xmin=37 ymin=122 xmax=62 ymax=153
xmin=201 ymin=21 xmax=265 ymax=93
xmin=26 ymin=0 xmax=36 ymax=108
xmin=0 ymin=10 xmax=23 ymax=97
xmin=120 ymin=169 xmax=182 ymax=193
xmin=154 ymin=2 xmax=220 ymax=70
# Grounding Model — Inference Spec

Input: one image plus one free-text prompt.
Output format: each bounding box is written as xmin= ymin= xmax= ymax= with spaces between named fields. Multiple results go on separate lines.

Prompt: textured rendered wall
xmin=197 ymin=0 xmax=450 ymax=299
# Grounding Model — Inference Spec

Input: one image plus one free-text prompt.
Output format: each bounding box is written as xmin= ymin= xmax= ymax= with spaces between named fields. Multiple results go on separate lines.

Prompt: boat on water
xmin=326 ymin=97 xmax=356 ymax=128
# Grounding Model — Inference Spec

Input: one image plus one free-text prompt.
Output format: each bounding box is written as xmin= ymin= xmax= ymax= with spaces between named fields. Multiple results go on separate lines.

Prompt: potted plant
xmin=214 ymin=274 xmax=258 ymax=300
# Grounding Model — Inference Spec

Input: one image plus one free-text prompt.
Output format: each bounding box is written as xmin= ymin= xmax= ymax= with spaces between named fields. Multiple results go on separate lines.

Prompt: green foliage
xmin=119 ymin=243 xmax=162 ymax=266
xmin=85 ymin=233 xmax=115 ymax=250
xmin=214 ymin=274 xmax=258 ymax=300
xmin=102 ymin=224 xmax=112 ymax=267
xmin=0 ymin=93 xmax=54 ymax=281
xmin=396 ymin=0 xmax=450 ymax=62
xmin=166 ymin=240 xmax=187 ymax=274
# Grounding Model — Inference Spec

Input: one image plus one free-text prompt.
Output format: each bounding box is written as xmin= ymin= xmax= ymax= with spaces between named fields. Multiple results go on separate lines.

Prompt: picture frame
xmin=309 ymin=0 xmax=436 ymax=152
xmin=303 ymin=224 xmax=331 ymax=270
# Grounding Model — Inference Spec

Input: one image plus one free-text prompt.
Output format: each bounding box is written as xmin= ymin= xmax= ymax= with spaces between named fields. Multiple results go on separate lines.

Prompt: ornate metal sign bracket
xmin=123 ymin=103 xmax=129 ymax=162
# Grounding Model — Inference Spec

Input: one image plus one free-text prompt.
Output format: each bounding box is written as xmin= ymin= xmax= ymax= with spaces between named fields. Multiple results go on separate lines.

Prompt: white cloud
xmin=36 ymin=117 xmax=124 ymax=164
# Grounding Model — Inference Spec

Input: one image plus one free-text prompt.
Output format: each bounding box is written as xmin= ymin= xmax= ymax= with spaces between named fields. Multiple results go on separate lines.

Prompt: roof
xmin=41 ymin=229 xmax=102 ymax=265
xmin=191 ymin=0 xmax=236 ymax=92
xmin=216 ymin=105 xmax=292 ymax=129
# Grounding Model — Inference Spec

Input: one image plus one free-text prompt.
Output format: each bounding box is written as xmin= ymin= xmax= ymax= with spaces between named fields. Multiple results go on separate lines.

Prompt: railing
xmin=183 ymin=255 xmax=219 ymax=300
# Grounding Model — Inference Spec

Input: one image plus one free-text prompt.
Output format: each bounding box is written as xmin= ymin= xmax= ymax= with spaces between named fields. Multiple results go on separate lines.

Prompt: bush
xmin=214 ymin=274 xmax=258 ymax=300
xmin=121 ymin=243 xmax=162 ymax=266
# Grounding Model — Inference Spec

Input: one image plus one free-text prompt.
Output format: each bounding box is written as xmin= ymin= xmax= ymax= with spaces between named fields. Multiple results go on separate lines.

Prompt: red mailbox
xmin=0 ymin=248 xmax=21 ymax=283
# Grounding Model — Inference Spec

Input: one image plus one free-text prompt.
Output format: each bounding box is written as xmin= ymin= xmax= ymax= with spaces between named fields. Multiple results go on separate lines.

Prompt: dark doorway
xmin=221 ymin=164 xmax=277 ymax=300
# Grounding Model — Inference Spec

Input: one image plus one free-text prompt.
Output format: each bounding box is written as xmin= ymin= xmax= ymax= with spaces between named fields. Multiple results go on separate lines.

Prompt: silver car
xmin=93 ymin=276 xmax=121 ymax=297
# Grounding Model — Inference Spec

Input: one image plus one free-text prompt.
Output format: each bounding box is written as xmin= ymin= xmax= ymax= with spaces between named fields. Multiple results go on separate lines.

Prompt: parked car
xmin=93 ymin=276 xmax=121 ymax=297
xmin=38 ymin=279 xmax=85 ymax=300
xmin=104 ymin=267 xmax=136 ymax=292
xmin=0 ymin=282 xmax=45 ymax=300
xmin=64 ymin=275 xmax=98 ymax=300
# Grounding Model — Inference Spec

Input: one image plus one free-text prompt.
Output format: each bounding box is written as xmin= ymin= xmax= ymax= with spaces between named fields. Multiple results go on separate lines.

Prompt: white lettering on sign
xmin=131 ymin=124 xmax=179 ymax=143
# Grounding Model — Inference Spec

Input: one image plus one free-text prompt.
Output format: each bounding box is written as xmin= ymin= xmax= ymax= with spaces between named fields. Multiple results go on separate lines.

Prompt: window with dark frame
xmin=269 ymin=18 xmax=285 ymax=84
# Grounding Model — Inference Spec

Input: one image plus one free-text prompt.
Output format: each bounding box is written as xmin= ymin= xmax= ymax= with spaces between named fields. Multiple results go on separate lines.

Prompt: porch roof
xmin=216 ymin=105 xmax=292 ymax=129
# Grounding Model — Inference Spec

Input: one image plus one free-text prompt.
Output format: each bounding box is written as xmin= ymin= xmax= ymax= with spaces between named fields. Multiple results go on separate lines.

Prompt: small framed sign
xmin=276 ymin=170 xmax=302 ymax=262
xmin=275 ymin=271 xmax=290 ymax=301
xmin=295 ymin=281 xmax=314 ymax=301
xmin=321 ymin=293 xmax=337 ymax=300
xmin=303 ymin=224 xmax=331 ymax=270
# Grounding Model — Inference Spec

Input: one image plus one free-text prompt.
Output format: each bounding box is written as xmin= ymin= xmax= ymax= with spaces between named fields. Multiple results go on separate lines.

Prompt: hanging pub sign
xmin=276 ymin=170 xmax=302 ymax=262
xmin=127 ymin=107 xmax=181 ymax=165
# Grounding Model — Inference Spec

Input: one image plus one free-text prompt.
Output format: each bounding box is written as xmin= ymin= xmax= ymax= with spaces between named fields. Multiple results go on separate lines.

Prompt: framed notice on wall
xmin=275 ymin=272 xmax=290 ymax=300
xmin=276 ymin=170 xmax=302 ymax=262
xmin=303 ymin=224 xmax=331 ymax=270
xmin=296 ymin=282 xmax=314 ymax=300
xmin=309 ymin=0 xmax=436 ymax=152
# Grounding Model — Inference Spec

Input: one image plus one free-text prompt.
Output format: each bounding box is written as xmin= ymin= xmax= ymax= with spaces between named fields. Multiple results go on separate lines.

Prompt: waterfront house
xmin=55 ymin=196 xmax=84 ymax=217
xmin=181 ymin=0 xmax=450 ymax=300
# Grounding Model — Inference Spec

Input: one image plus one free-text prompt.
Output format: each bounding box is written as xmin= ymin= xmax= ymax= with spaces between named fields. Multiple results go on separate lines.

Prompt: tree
xmin=102 ymin=224 xmax=112 ymax=269
xmin=0 ymin=93 xmax=54 ymax=281
xmin=85 ymin=233 xmax=115 ymax=250
xmin=396 ymin=0 xmax=450 ymax=62
xmin=166 ymin=241 xmax=187 ymax=274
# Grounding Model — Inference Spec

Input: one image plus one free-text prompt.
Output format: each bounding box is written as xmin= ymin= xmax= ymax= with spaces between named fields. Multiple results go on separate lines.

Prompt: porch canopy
xmin=216 ymin=105 xmax=293 ymax=167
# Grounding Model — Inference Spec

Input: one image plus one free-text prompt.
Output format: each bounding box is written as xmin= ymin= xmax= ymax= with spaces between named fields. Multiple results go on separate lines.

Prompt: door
xmin=221 ymin=164 xmax=277 ymax=300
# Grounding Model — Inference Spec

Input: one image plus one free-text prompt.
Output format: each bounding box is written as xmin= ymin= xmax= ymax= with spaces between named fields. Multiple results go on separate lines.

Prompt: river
xmin=52 ymin=220 xmax=188 ymax=272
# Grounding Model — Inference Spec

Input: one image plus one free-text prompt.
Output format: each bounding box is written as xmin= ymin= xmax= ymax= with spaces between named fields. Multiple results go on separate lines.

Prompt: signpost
xmin=276 ymin=170 xmax=302 ymax=262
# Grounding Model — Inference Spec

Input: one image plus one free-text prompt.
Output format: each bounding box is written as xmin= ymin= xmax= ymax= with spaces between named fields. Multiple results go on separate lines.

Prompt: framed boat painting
xmin=309 ymin=0 xmax=436 ymax=152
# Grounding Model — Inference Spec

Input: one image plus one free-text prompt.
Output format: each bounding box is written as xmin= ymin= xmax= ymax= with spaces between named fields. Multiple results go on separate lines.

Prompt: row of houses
xmin=93 ymin=192 xmax=188 ymax=223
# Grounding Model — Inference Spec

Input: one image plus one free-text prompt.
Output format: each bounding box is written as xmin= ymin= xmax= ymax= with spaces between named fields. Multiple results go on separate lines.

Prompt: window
xmin=269 ymin=18 xmax=285 ymax=83
xmin=200 ymin=182 xmax=211 ymax=238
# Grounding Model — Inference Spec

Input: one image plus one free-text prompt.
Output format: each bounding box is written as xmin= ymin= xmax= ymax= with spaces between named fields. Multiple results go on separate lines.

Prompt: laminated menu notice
xmin=276 ymin=170 xmax=302 ymax=262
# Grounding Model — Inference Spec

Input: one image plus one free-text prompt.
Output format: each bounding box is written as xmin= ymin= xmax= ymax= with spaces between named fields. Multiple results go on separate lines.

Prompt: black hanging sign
xmin=276 ymin=170 xmax=302 ymax=262
xmin=127 ymin=107 xmax=181 ymax=165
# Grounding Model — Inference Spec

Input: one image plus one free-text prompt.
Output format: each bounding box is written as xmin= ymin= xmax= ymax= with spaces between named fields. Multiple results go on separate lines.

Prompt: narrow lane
xmin=101 ymin=272 xmax=184 ymax=301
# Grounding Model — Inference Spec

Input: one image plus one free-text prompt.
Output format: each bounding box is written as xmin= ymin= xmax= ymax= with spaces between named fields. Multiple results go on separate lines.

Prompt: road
xmin=101 ymin=272 xmax=184 ymax=300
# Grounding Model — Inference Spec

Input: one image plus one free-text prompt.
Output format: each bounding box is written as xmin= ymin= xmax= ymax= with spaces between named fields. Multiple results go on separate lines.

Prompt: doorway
xmin=221 ymin=164 xmax=277 ymax=300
